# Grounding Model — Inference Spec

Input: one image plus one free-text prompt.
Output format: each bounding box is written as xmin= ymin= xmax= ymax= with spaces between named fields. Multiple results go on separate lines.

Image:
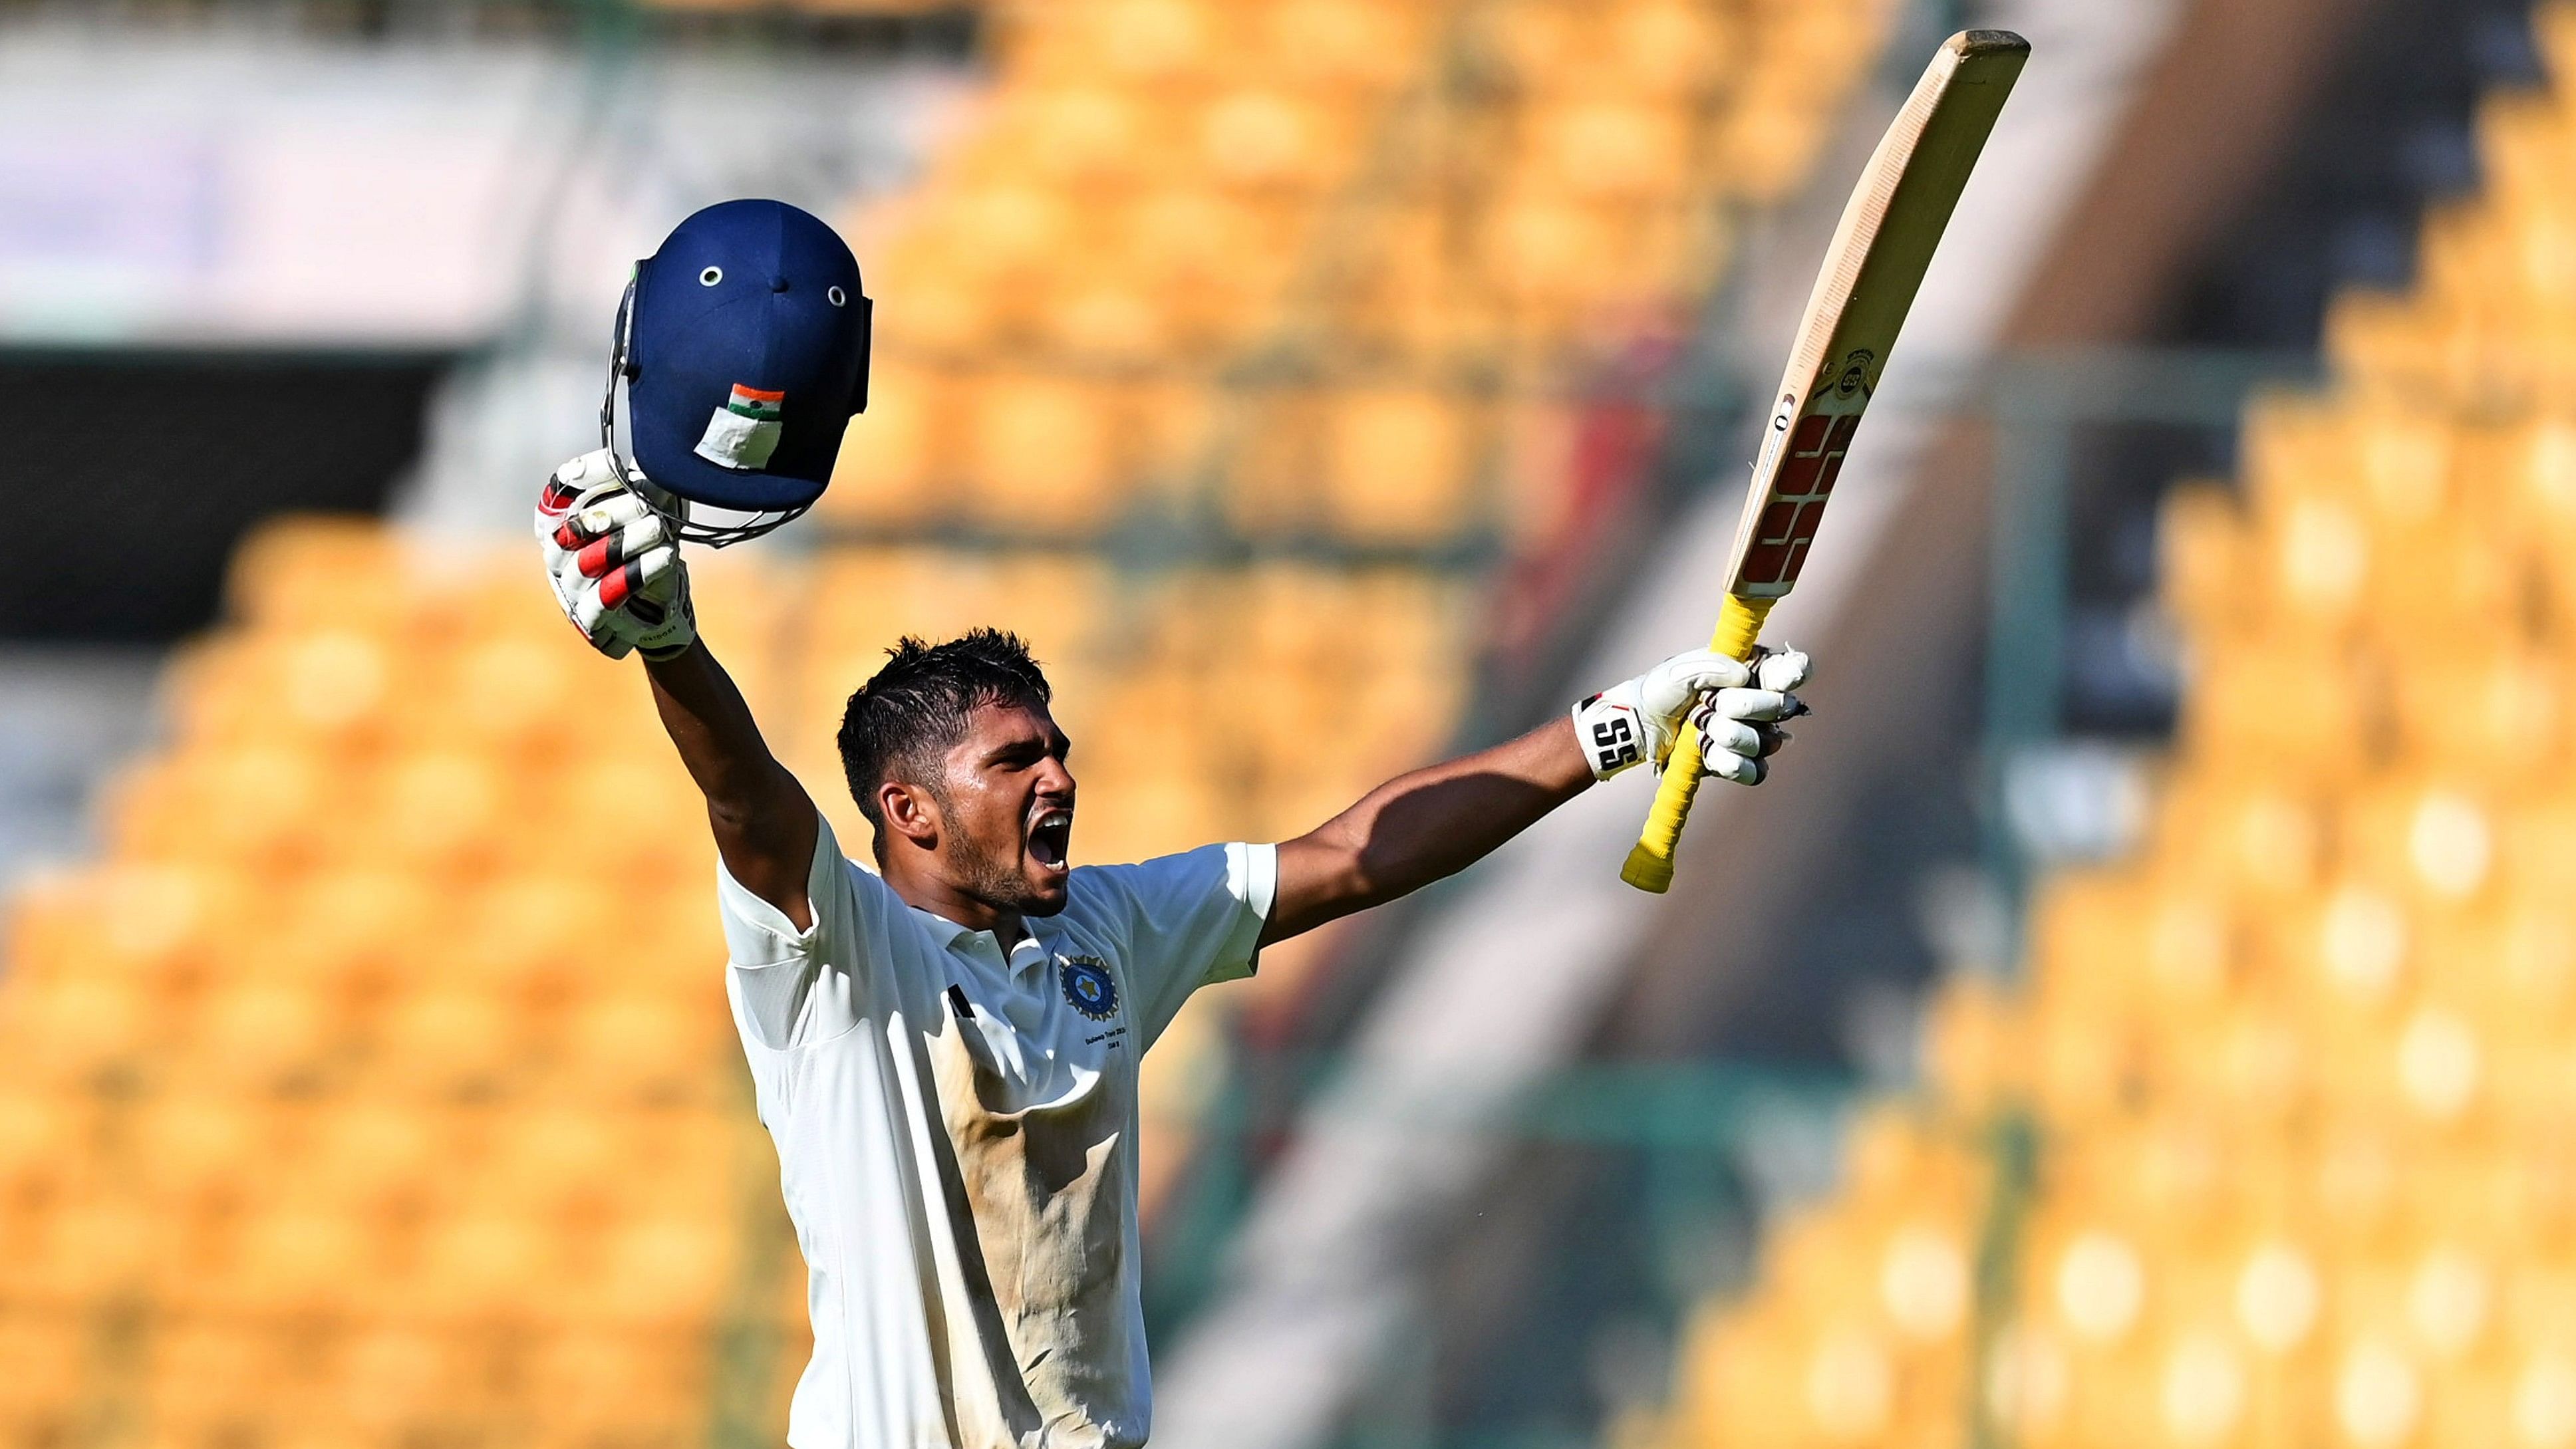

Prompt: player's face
xmin=934 ymin=700 xmax=1077 ymax=916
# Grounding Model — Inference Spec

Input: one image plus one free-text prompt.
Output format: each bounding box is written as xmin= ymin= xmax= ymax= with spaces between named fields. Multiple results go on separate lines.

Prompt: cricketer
xmin=535 ymin=200 xmax=1810 ymax=1449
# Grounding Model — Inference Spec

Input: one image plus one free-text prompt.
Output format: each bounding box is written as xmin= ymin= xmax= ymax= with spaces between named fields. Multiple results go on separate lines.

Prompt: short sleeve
xmin=1083 ymin=842 xmax=1275 ymax=1049
xmin=716 ymin=812 xmax=887 ymax=1049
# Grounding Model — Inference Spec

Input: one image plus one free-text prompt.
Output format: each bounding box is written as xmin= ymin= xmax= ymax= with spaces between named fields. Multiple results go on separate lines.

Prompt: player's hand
xmin=535 ymin=450 xmax=697 ymax=662
xmin=1572 ymin=646 xmax=1810 ymax=784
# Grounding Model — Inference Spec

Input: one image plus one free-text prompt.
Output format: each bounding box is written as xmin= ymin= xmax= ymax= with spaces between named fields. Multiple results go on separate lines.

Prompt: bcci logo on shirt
xmin=1058 ymin=956 xmax=1119 ymax=1021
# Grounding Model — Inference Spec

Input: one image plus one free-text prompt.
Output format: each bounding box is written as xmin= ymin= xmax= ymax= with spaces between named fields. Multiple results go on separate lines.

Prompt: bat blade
xmin=1622 ymin=29 xmax=2029 ymax=894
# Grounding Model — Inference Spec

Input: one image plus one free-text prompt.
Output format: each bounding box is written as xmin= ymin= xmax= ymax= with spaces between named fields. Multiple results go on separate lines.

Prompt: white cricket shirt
xmin=715 ymin=814 xmax=1275 ymax=1449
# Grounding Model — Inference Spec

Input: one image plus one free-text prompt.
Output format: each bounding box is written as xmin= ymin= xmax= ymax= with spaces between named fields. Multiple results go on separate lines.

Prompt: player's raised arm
xmin=1262 ymin=648 xmax=1811 ymax=944
xmin=537 ymin=451 xmax=818 ymax=928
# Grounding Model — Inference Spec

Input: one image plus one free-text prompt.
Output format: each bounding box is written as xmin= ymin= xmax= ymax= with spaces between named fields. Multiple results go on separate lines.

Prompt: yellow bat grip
xmin=1620 ymin=593 xmax=1774 ymax=892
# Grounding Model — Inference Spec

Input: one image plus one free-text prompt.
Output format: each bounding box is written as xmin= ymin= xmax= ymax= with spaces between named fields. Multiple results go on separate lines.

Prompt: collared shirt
xmin=716 ymin=813 xmax=1275 ymax=1449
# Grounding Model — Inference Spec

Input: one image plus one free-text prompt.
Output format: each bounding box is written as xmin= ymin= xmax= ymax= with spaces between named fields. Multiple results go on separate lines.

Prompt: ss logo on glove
xmin=1586 ymin=701 xmax=1642 ymax=775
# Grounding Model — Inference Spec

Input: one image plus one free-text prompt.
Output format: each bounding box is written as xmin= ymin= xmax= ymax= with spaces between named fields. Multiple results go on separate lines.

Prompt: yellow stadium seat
xmin=1038 ymin=279 xmax=1185 ymax=364
xmin=1087 ymin=0 xmax=1226 ymax=83
xmin=438 ymin=632 xmax=590 ymax=759
xmin=442 ymin=876 xmax=591 ymax=997
xmin=223 ymin=517 xmax=406 ymax=628
xmin=540 ymin=750 xmax=716 ymax=889
xmin=962 ymin=374 xmax=1125 ymax=527
xmin=139 ymin=1317 xmax=291 ymax=1433
xmin=1481 ymin=192 xmax=1622 ymax=314
xmin=1114 ymin=186 xmax=1259 ymax=283
xmin=1260 ymin=0 xmax=1423 ymax=92
xmin=1238 ymin=565 xmax=1346 ymax=668
xmin=261 ymin=627 xmax=412 ymax=743
xmin=523 ymin=1329 xmax=708 ymax=1441
xmin=2150 ymin=773 xmax=2329 ymax=902
xmin=2251 ymin=486 xmax=2380 ymax=638
xmin=1463 ymin=0 xmax=1582 ymax=92
xmin=1600 ymin=1 xmax=1734 ymax=100
xmin=107 ymin=744 xmax=337 ymax=872
xmin=364 ymin=982 xmax=524 ymax=1094
xmin=1347 ymin=670 xmax=1462 ymax=778
xmin=1196 ymin=88 xmax=1351 ymax=194
xmin=188 ymin=978 xmax=351 ymax=1090
xmin=404 ymin=1211 xmax=572 ymax=1323
xmin=827 ymin=361 xmax=957 ymax=523
xmin=292 ymin=1099 xmax=448 ymax=1218
xmin=1012 ymin=88 xmax=1164 ymax=188
xmin=1 ymin=970 xmax=159 ymax=1079
xmin=558 ymin=988 xmax=731 ymax=1101
xmin=487 ymin=1107 xmax=629 ymax=1218
xmin=0 ymin=1087 xmax=88 ymax=1201
xmin=128 ymin=1094 xmax=271 ymax=1204
xmin=1222 ymin=389 xmax=1331 ymax=537
xmin=1121 ymin=377 xmax=1219 ymax=489
xmin=941 ymin=182 xmax=1081 ymax=288
xmin=574 ymin=1216 xmax=738 ymax=1327
xmin=2328 ymin=287 xmax=2453 ymax=390
xmin=3 ymin=862 xmax=219 ymax=991
xmin=1706 ymin=92 xmax=1836 ymax=203
xmin=1921 ymin=974 xmax=2027 ymax=1112
xmin=1112 ymin=190 xmax=1299 ymax=350
xmin=325 ymin=1323 xmax=479 ymax=1435
xmin=875 ymin=269 xmax=1004 ymax=356
xmin=2158 ymin=483 xmax=2253 ymax=646
xmin=1319 ymin=386 xmax=1479 ymax=543
xmin=0 ymin=1305 xmax=85 ymax=1418
xmin=2504 ymin=793 xmax=2576 ymax=900
xmin=2175 ymin=638 xmax=2373 ymax=781
xmin=2339 ymin=778 xmax=2505 ymax=914
xmin=16 ymin=1185 xmax=163 ymax=1307
xmin=328 ymin=749 xmax=498 ymax=879
xmin=1520 ymin=102 xmax=1696 ymax=201
xmin=2389 ymin=646 xmax=2563 ymax=780
xmin=192 ymin=1205 xmax=388 ymax=1316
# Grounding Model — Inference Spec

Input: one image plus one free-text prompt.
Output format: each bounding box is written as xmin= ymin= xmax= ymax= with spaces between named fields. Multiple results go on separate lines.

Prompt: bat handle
xmin=1620 ymin=593 xmax=1774 ymax=893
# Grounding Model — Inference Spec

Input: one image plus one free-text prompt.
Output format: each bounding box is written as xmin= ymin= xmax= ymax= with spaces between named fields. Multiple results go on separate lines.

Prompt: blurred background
xmin=1 ymin=0 xmax=2569 ymax=1446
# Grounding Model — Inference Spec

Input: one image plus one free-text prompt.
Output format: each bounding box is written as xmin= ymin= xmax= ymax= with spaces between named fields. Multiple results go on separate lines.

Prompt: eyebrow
xmin=982 ymin=735 xmax=1048 ymax=764
xmin=980 ymin=731 xmax=1071 ymax=767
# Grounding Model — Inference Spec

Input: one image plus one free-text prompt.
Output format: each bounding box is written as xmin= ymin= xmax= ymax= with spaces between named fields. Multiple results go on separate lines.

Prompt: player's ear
xmin=878 ymin=780 xmax=940 ymax=851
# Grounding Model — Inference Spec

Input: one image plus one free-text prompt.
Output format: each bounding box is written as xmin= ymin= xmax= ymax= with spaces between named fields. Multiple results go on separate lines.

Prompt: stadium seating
xmin=0 ymin=1 xmax=1906 ymax=1443
xmin=0 ymin=526 xmax=1467 ymax=1448
xmin=1615 ymin=8 xmax=2576 ymax=1448
xmin=824 ymin=0 xmax=1898 ymax=546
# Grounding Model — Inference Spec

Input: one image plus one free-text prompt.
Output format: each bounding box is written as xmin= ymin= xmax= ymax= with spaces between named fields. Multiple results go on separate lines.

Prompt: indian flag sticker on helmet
xmin=693 ymin=383 xmax=786 ymax=470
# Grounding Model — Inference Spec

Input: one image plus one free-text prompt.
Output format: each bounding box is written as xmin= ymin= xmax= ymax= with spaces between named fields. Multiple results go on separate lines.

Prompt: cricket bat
xmin=1622 ymin=29 xmax=2029 ymax=893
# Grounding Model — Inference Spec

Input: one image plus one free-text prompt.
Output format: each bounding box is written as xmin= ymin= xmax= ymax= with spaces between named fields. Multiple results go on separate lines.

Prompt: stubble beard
xmin=936 ymin=792 xmax=1062 ymax=918
xmin=951 ymin=831 xmax=1054 ymax=914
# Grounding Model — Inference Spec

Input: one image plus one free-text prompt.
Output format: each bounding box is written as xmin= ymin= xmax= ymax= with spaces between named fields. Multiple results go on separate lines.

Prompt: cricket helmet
xmin=601 ymin=199 xmax=873 ymax=546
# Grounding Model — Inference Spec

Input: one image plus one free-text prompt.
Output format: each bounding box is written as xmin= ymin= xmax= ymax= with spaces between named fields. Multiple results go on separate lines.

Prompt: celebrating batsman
xmin=537 ymin=201 xmax=1810 ymax=1449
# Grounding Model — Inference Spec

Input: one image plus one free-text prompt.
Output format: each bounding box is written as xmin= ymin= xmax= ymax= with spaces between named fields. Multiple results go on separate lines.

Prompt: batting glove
xmin=535 ymin=450 xmax=697 ymax=662
xmin=1572 ymin=646 xmax=1810 ymax=785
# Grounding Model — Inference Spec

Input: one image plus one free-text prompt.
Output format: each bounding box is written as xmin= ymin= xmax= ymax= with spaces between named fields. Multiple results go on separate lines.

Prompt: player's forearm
xmin=643 ymin=641 xmax=817 ymax=918
xmin=1267 ymin=718 xmax=1591 ymax=940
xmin=643 ymin=639 xmax=783 ymax=802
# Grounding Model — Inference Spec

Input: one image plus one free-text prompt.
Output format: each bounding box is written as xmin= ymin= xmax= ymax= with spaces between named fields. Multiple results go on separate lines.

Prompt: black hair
xmin=837 ymin=628 xmax=1053 ymax=852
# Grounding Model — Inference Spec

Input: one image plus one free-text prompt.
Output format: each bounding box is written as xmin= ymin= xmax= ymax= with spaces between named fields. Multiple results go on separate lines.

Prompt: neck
xmin=885 ymin=862 xmax=1028 ymax=950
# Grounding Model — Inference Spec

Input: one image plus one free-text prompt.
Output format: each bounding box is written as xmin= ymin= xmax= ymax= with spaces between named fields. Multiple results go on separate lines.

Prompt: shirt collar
xmin=909 ymin=904 xmax=981 ymax=950
xmin=909 ymin=904 xmax=1045 ymax=967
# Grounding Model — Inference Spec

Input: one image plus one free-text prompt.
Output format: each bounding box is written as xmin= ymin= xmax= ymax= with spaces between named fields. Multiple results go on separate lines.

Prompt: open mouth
xmin=1029 ymin=808 xmax=1073 ymax=871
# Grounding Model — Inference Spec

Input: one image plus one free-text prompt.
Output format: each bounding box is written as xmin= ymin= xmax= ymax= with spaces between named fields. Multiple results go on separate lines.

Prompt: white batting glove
xmin=535 ymin=450 xmax=696 ymax=662
xmin=1572 ymin=646 xmax=1810 ymax=784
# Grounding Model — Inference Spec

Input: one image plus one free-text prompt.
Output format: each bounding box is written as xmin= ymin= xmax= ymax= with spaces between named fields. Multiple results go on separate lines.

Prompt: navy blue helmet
xmin=603 ymin=199 xmax=873 ymax=545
